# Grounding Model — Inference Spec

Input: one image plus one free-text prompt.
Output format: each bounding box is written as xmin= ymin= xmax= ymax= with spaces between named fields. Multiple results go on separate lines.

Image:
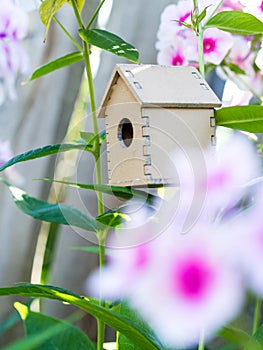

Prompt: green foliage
xmin=40 ymin=0 xmax=67 ymax=40
xmin=15 ymin=302 xmax=95 ymax=350
xmin=205 ymin=11 xmax=263 ymax=35
xmin=29 ymin=52 xmax=84 ymax=81
xmin=79 ymin=29 xmax=139 ymax=63
xmin=217 ymin=326 xmax=251 ymax=346
xmin=244 ymin=324 xmax=263 ymax=350
xmin=0 ymin=179 xmax=100 ymax=233
xmin=40 ymin=0 xmax=85 ymax=40
xmin=117 ymin=302 xmax=159 ymax=350
xmin=0 ymin=143 xmax=92 ymax=172
xmin=96 ymin=208 xmax=130 ymax=228
xmin=39 ymin=178 xmax=158 ymax=205
xmin=215 ymin=105 xmax=263 ymax=133
xmin=0 ymin=284 xmax=163 ymax=350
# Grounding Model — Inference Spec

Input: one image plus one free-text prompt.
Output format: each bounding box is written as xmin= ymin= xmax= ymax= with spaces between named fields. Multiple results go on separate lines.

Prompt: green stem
xmin=198 ymin=330 xmax=205 ymax=350
xmin=192 ymin=0 xmax=205 ymax=77
xmin=71 ymin=0 xmax=84 ymax=28
xmin=83 ymin=40 xmax=104 ymax=215
xmin=252 ymin=297 xmax=262 ymax=334
xmin=86 ymin=0 xmax=107 ymax=29
xmin=197 ymin=28 xmax=205 ymax=77
xmin=71 ymin=2 xmax=106 ymax=349
xmin=53 ymin=16 xmax=82 ymax=51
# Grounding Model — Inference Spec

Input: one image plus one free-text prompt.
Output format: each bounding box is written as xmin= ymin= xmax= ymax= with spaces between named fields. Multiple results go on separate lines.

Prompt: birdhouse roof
xmin=97 ymin=64 xmax=221 ymax=118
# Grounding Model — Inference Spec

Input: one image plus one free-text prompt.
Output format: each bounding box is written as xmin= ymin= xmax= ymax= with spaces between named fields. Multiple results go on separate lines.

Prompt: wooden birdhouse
xmin=98 ymin=64 xmax=221 ymax=186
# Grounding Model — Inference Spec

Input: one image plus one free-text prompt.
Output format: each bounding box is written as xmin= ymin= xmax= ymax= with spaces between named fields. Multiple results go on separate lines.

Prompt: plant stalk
xmin=252 ymin=297 xmax=262 ymax=334
xmin=54 ymin=16 xmax=82 ymax=51
xmin=197 ymin=28 xmax=205 ymax=78
xmin=86 ymin=0 xmax=107 ymax=29
xmin=192 ymin=0 xmax=205 ymax=77
xmin=198 ymin=330 xmax=205 ymax=350
xmin=71 ymin=2 xmax=106 ymax=349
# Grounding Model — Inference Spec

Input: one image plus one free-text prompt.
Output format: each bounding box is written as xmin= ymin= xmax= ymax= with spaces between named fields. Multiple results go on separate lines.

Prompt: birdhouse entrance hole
xmin=118 ymin=118 xmax=133 ymax=147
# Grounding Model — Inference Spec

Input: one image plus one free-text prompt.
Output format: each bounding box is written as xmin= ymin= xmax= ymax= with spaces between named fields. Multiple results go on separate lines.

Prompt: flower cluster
xmin=156 ymin=0 xmax=263 ymax=106
xmin=0 ymin=0 xmax=29 ymax=104
xmin=88 ymin=134 xmax=263 ymax=348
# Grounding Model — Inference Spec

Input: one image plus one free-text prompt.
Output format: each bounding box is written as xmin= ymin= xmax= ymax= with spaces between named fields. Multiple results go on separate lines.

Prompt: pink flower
xmin=0 ymin=0 xmax=28 ymax=40
xmin=221 ymin=0 xmax=244 ymax=11
xmin=88 ymin=216 xmax=244 ymax=348
xmin=159 ymin=1 xmax=192 ymax=33
xmin=0 ymin=0 xmax=29 ymax=103
xmin=186 ymin=28 xmax=233 ymax=65
xmin=203 ymin=28 xmax=233 ymax=64
xmin=157 ymin=36 xmax=189 ymax=66
xmin=241 ymin=0 xmax=263 ymax=20
xmin=228 ymin=36 xmax=254 ymax=73
xmin=230 ymin=184 xmax=263 ymax=296
xmin=222 ymin=79 xmax=253 ymax=106
xmin=87 ymin=135 xmax=263 ymax=347
xmin=131 ymin=227 xmax=244 ymax=348
xmin=255 ymin=42 xmax=263 ymax=71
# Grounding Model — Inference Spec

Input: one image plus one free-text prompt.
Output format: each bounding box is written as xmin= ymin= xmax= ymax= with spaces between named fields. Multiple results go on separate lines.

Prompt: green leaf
xmin=244 ymin=324 xmax=263 ymax=350
xmin=0 ymin=179 xmax=99 ymax=233
xmin=0 ymin=143 xmax=91 ymax=172
xmin=29 ymin=52 xmax=84 ymax=81
xmin=0 ymin=284 xmax=162 ymax=350
xmin=217 ymin=326 xmax=251 ymax=346
xmin=223 ymin=61 xmax=246 ymax=75
xmin=80 ymin=132 xmax=95 ymax=144
xmin=196 ymin=5 xmax=211 ymax=28
xmin=96 ymin=209 xmax=130 ymax=228
xmin=205 ymin=11 xmax=263 ymax=35
xmin=38 ymin=179 xmax=158 ymax=205
xmin=118 ymin=302 xmax=158 ymax=350
xmin=40 ymin=0 xmax=67 ymax=40
xmin=215 ymin=105 xmax=263 ymax=133
xmin=79 ymin=131 xmax=106 ymax=157
xmin=15 ymin=302 xmax=95 ymax=350
xmin=79 ymin=29 xmax=139 ymax=63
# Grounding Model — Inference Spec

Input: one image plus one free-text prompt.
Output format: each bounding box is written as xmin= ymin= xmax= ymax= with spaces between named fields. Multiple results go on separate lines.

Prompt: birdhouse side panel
xmin=105 ymin=102 xmax=148 ymax=186
xmin=142 ymin=107 xmax=215 ymax=184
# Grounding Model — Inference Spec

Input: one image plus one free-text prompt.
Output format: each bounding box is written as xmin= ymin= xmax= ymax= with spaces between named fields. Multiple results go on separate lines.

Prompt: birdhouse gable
xmin=97 ymin=64 xmax=221 ymax=119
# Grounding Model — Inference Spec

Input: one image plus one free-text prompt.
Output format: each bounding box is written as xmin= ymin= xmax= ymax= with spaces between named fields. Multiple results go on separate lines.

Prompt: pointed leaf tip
xmin=79 ymin=28 xmax=139 ymax=63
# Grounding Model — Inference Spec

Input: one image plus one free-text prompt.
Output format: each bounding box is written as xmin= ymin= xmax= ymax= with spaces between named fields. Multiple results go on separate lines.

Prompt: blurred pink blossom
xmin=221 ymin=0 xmax=244 ymax=10
xmin=256 ymin=42 xmax=263 ymax=71
xmin=87 ymin=134 xmax=263 ymax=348
xmin=0 ymin=0 xmax=29 ymax=103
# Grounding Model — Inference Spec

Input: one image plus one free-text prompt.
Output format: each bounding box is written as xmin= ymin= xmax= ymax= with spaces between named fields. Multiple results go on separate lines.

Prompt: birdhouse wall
xmin=105 ymin=101 xmax=148 ymax=185
xmin=142 ymin=107 xmax=215 ymax=184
